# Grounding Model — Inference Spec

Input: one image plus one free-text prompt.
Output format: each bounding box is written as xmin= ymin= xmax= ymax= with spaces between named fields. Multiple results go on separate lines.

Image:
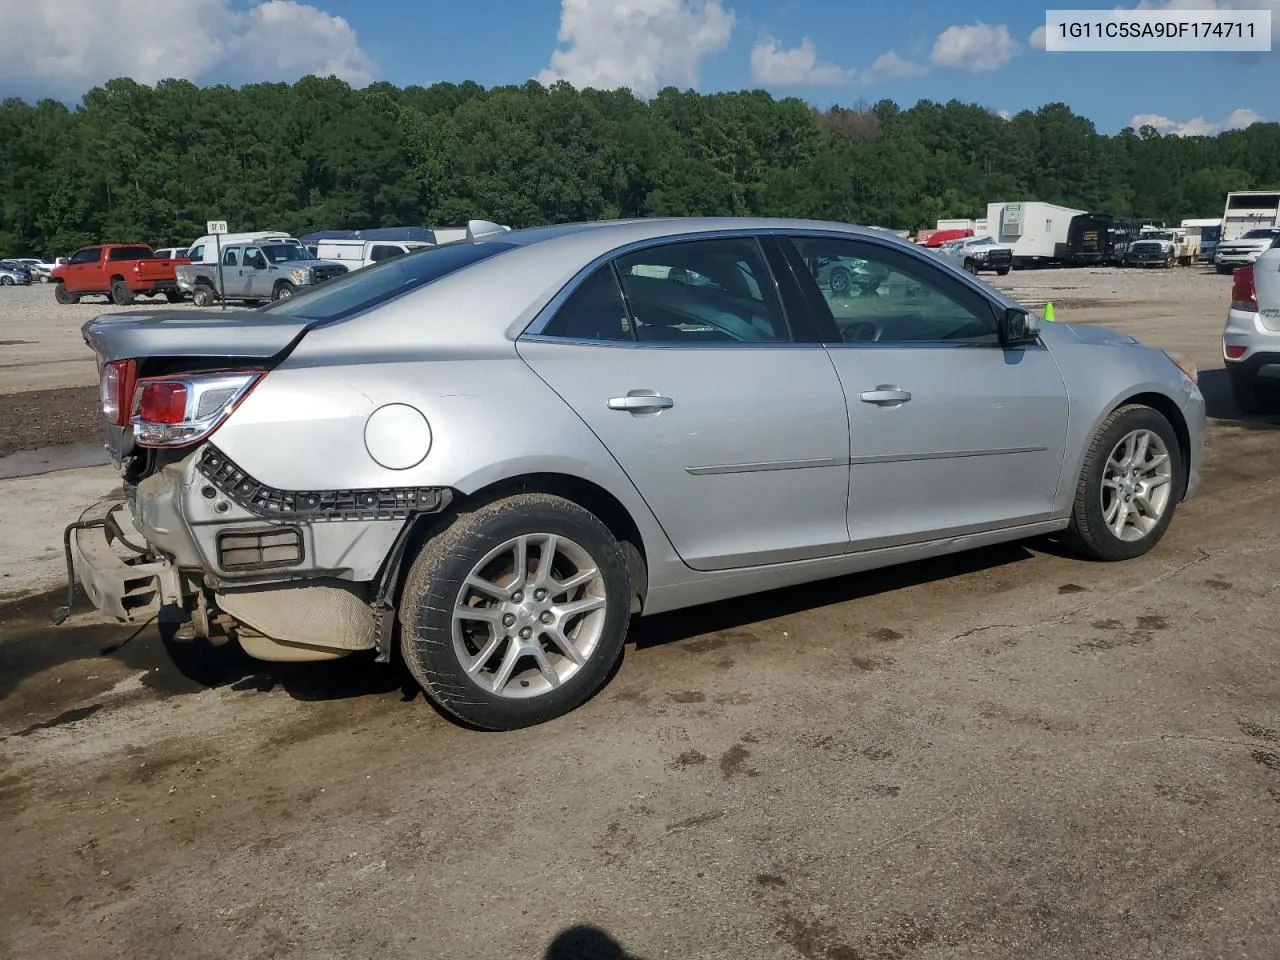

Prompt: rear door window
xmin=258 ymin=240 xmax=518 ymax=323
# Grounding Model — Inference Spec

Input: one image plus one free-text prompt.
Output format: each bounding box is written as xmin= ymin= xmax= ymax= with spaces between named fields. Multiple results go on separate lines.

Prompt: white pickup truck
xmin=1214 ymin=227 xmax=1280 ymax=274
xmin=1222 ymin=247 xmax=1280 ymax=413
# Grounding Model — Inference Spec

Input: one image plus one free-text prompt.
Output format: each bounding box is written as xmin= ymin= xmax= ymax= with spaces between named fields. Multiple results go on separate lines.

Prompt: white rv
xmin=986 ymin=201 xmax=1086 ymax=268
xmin=186 ymin=231 xmax=302 ymax=265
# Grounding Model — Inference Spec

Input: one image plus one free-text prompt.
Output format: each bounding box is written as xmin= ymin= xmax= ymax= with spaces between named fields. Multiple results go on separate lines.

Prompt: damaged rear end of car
xmin=56 ymin=237 xmax=518 ymax=664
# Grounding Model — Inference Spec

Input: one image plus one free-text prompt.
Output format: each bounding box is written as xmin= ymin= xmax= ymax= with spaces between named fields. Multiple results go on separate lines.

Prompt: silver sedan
xmin=68 ymin=217 xmax=1205 ymax=729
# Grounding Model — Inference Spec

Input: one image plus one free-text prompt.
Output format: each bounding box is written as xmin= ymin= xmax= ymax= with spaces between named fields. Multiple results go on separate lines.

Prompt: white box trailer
xmin=936 ymin=218 xmax=976 ymax=232
xmin=986 ymin=201 xmax=1086 ymax=268
xmin=1221 ymin=191 xmax=1280 ymax=243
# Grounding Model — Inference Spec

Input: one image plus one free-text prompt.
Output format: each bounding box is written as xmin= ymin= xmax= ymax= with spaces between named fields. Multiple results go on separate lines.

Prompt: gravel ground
xmin=5 ymin=261 xmax=1280 ymax=960
xmin=0 ymin=284 xmax=247 ymax=397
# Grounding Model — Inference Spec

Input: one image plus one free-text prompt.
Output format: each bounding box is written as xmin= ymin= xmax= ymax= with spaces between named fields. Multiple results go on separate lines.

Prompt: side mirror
xmin=999 ymin=307 xmax=1040 ymax=346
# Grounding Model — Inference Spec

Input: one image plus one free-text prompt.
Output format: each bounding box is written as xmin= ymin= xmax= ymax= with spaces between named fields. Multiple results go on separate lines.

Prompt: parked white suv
xmin=1222 ymin=247 xmax=1280 ymax=413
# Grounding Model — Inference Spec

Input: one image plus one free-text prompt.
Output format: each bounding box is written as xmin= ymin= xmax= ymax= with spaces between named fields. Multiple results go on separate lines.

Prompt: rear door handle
xmin=607 ymin=392 xmax=674 ymax=413
xmin=859 ymin=386 xmax=911 ymax=405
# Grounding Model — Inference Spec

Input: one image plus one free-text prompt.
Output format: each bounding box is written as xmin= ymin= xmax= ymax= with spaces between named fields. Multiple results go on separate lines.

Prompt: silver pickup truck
xmin=175 ymin=240 xmax=349 ymax=305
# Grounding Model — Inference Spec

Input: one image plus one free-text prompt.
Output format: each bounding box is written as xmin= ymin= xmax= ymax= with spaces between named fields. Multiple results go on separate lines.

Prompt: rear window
xmin=107 ymin=246 xmax=153 ymax=261
xmin=258 ymin=240 xmax=518 ymax=323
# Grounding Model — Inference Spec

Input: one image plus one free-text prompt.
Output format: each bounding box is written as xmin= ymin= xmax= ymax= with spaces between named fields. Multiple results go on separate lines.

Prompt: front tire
xmin=963 ymin=259 xmax=978 ymax=275
xmin=996 ymin=267 xmax=1010 ymax=276
xmin=0 ymin=276 xmax=12 ymax=286
xmin=1064 ymin=404 xmax=1183 ymax=562
xmin=272 ymin=281 xmax=295 ymax=300
xmin=400 ymin=494 xmax=631 ymax=730
xmin=53 ymin=283 xmax=78 ymax=304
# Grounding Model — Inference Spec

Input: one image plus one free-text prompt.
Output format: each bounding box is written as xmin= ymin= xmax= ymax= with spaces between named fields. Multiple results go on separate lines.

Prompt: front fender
xmin=1043 ymin=333 xmax=1201 ymax=511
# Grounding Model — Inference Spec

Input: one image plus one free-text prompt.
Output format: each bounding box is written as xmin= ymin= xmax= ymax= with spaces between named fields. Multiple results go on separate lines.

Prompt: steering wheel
xmin=842 ymin=321 xmax=880 ymax=343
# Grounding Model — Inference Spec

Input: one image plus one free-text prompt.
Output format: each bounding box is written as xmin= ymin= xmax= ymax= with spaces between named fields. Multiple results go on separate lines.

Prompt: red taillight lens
xmin=137 ymin=381 xmax=188 ymax=424
xmin=1225 ymin=344 xmax=1246 ymax=359
xmin=1231 ymin=266 xmax=1258 ymax=312
xmin=131 ymin=371 xmax=263 ymax=448
xmin=100 ymin=359 xmax=136 ymax=426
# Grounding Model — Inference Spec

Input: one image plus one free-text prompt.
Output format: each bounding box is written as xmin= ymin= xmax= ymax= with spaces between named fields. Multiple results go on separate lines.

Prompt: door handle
xmin=859 ymin=386 xmax=911 ymax=405
xmin=607 ymin=392 xmax=674 ymax=413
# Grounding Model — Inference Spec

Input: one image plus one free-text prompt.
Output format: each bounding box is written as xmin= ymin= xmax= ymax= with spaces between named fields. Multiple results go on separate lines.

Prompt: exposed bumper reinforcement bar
xmin=53 ymin=499 xmax=182 ymax=624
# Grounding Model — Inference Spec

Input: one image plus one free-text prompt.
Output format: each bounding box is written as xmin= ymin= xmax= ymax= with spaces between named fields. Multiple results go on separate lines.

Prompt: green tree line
xmin=2 ymin=75 xmax=1278 ymax=258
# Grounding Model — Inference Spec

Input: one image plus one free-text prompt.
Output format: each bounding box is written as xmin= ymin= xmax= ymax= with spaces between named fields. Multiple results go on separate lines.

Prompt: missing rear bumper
xmin=54 ymin=499 xmax=182 ymax=624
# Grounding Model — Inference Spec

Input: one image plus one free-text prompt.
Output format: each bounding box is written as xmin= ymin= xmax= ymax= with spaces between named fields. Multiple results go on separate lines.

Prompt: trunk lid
xmin=82 ymin=309 xmax=312 ymax=474
xmin=82 ymin=309 xmax=312 ymax=364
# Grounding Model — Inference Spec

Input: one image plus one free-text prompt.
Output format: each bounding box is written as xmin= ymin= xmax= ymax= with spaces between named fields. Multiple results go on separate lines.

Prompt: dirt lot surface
xmin=3 ymin=265 xmax=1280 ymax=960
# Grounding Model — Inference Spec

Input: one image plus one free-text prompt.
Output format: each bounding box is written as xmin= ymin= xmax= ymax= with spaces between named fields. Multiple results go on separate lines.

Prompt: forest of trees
xmin=2 ymin=75 xmax=1279 ymax=258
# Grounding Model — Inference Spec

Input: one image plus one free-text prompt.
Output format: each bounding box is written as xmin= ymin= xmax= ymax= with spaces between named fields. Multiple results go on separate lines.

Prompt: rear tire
xmin=1063 ymin=404 xmax=1184 ymax=562
xmin=192 ymin=285 xmax=215 ymax=307
xmin=111 ymin=281 xmax=134 ymax=306
xmin=1229 ymin=366 xmax=1262 ymax=415
xmin=399 ymin=493 xmax=631 ymax=730
xmin=53 ymin=283 xmax=78 ymax=304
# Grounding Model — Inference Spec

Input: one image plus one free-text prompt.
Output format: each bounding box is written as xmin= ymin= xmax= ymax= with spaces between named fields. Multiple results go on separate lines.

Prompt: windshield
xmin=1242 ymin=229 xmax=1280 ymax=240
xmin=1142 ymin=231 xmax=1173 ymax=241
xmin=261 ymin=244 xmax=314 ymax=262
xmin=257 ymin=240 xmax=518 ymax=323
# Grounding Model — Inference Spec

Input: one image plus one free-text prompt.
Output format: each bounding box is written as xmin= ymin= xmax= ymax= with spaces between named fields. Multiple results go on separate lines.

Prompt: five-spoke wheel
xmin=1066 ymin=404 xmax=1184 ymax=561
xmin=400 ymin=493 xmax=631 ymax=730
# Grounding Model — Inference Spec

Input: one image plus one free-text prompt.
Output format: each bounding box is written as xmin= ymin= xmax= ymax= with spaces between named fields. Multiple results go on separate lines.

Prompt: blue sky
xmin=3 ymin=0 xmax=1277 ymax=135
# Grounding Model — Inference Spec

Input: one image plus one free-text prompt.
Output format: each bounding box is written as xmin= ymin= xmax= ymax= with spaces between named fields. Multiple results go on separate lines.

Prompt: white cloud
xmin=1129 ymin=107 xmax=1264 ymax=135
xmin=1128 ymin=0 xmax=1280 ymax=39
xmin=996 ymin=109 xmax=1014 ymax=120
xmin=537 ymin=0 xmax=735 ymax=98
xmin=930 ymin=22 xmax=1018 ymax=72
xmin=864 ymin=51 xmax=927 ymax=81
xmin=1029 ymin=25 xmax=1047 ymax=49
xmin=0 ymin=0 xmax=373 ymax=101
xmin=750 ymin=37 xmax=852 ymax=86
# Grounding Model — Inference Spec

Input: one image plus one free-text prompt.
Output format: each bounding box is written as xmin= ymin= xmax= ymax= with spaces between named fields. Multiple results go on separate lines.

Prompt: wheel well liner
xmin=1115 ymin=391 xmax=1191 ymax=499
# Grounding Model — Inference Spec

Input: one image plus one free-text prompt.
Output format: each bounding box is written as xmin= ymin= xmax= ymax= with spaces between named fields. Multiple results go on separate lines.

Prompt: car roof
xmin=496 ymin=216 xmax=904 ymax=251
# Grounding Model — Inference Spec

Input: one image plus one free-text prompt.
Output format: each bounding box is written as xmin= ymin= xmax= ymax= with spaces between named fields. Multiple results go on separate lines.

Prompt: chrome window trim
xmin=518 ymin=225 xmax=1025 ymax=350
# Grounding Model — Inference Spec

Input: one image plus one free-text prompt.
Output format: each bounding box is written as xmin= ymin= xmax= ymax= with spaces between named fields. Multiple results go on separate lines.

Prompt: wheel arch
xmin=395 ymin=471 xmax=652 ymax=616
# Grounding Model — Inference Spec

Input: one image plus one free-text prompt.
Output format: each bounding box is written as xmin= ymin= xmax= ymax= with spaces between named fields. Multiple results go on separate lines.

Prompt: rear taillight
xmin=131 ymin=371 xmax=264 ymax=448
xmin=138 ymin=381 xmax=188 ymax=423
xmin=100 ymin=359 xmax=137 ymax=426
xmin=1225 ymin=344 xmax=1247 ymax=359
xmin=1231 ymin=265 xmax=1258 ymax=312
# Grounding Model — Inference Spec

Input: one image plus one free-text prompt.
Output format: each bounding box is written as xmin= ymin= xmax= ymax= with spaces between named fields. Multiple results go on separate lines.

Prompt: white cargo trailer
xmin=1220 ymin=191 xmax=1280 ymax=243
xmin=986 ymin=201 xmax=1086 ymax=268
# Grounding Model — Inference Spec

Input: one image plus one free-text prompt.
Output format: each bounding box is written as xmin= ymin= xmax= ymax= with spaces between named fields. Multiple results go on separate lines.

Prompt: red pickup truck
xmin=51 ymin=244 xmax=188 ymax=306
